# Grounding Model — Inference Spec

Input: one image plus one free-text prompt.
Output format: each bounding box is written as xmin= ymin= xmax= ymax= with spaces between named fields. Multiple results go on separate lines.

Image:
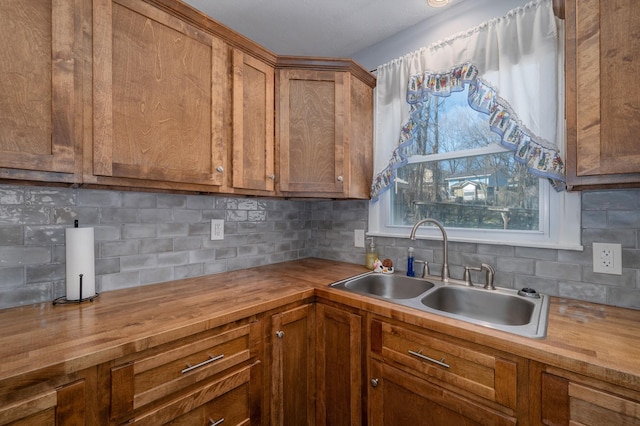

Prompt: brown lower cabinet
xmin=369 ymin=317 xmax=526 ymax=426
xmin=369 ymin=361 xmax=516 ymax=426
xmin=108 ymin=317 xmax=262 ymax=425
xmin=269 ymin=304 xmax=316 ymax=425
xmin=315 ymin=303 xmax=363 ymax=426
xmin=5 ymin=301 xmax=640 ymax=426
xmin=0 ymin=380 xmax=86 ymax=426
xmin=531 ymin=361 xmax=640 ymax=426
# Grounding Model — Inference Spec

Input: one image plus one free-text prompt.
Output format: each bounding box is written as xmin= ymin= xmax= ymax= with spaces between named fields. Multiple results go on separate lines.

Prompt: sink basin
xmin=331 ymin=272 xmax=549 ymax=338
xmin=343 ymin=274 xmax=435 ymax=299
xmin=421 ymin=286 xmax=534 ymax=326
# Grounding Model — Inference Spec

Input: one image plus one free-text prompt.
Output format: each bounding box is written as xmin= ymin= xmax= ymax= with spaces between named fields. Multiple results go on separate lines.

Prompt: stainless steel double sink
xmin=331 ymin=272 xmax=549 ymax=339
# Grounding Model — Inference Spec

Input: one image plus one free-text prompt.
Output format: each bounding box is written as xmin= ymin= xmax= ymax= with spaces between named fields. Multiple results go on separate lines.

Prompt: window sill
xmin=366 ymin=230 xmax=584 ymax=251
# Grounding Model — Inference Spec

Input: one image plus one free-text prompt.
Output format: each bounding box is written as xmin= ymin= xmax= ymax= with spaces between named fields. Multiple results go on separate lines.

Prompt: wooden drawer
xmin=126 ymin=364 xmax=252 ymax=426
xmin=371 ymin=319 xmax=520 ymax=412
xmin=111 ymin=322 xmax=254 ymax=420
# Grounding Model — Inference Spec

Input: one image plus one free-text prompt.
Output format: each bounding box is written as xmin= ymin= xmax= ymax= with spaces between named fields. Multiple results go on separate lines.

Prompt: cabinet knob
xmin=275 ymin=330 xmax=284 ymax=339
xmin=216 ymin=166 xmax=224 ymax=173
xmin=268 ymin=174 xmax=275 ymax=180
xmin=337 ymin=175 xmax=344 ymax=182
xmin=370 ymin=378 xmax=379 ymax=388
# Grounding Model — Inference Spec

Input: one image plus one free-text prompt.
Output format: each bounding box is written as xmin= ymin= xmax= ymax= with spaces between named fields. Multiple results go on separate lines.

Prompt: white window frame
xmin=368 ymin=146 xmax=583 ymax=250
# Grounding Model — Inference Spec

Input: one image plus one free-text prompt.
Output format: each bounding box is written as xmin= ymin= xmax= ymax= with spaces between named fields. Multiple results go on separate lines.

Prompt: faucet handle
xmin=463 ymin=266 xmax=481 ymax=286
xmin=481 ymin=263 xmax=496 ymax=290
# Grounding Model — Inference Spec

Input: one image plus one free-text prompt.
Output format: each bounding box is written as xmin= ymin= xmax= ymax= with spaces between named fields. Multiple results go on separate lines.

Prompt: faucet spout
xmin=409 ymin=218 xmax=449 ymax=282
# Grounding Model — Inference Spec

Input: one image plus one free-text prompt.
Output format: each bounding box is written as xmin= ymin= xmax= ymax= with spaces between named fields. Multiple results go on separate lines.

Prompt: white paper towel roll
xmin=65 ymin=227 xmax=96 ymax=301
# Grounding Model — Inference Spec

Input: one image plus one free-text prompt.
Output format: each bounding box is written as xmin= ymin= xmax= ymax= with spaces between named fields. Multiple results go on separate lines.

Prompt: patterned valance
xmin=370 ymin=62 xmax=565 ymax=202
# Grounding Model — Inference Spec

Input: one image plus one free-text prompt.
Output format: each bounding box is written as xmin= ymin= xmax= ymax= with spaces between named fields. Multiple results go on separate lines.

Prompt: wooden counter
xmin=1 ymin=257 xmax=639 ymax=394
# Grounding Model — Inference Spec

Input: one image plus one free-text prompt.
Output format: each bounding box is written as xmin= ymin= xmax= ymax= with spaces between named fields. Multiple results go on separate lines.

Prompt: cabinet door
xmin=566 ymin=0 xmax=640 ymax=189
xmin=232 ymin=50 xmax=275 ymax=194
xmin=315 ymin=303 xmax=362 ymax=426
xmin=535 ymin=367 xmax=640 ymax=426
xmin=0 ymin=380 xmax=85 ymax=426
xmin=369 ymin=361 xmax=516 ymax=426
xmin=277 ymin=69 xmax=347 ymax=196
xmin=0 ymin=0 xmax=81 ymax=182
xmin=270 ymin=304 xmax=315 ymax=426
xmin=92 ymin=0 xmax=227 ymax=189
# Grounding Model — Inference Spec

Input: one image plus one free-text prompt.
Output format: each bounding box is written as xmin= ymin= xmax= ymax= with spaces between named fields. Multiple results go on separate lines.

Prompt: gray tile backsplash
xmin=1 ymin=185 xmax=639 ymax=310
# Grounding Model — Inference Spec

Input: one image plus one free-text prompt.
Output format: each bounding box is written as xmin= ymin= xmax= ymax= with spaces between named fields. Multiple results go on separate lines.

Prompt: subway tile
xmin=0 ymin=187 xmax=24 ymax=204
xmin=24 ymin=225 xmax=65 ymax=245
xmin=26 ymin=188 xmax=76 ymax=206
xmin=140 ymin=267 xmax=173 ymax=285
xmin=535 ymin=261 xmax=582 ymax=281
xmin=0 ymin=206 xmax=50 ymax=225
xmin=0 ymin=225 xmax=23 ymax=245
xmin=140 ymin=238 xmax=173 ymax=254
xmin=122 ymin=192 xmax=157 ymax=208
xmin=0 ymin=246 xmax=51 ymax=266
xmin=53 ymin=207 xmax=100 ymax=225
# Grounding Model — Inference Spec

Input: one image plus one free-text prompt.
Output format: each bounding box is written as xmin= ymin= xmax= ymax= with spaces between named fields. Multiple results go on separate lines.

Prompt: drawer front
xmin=112 ymin=323 xmax=253 ymax=418
xmin=372 ymin=319 xmax=518 ymax=411
xmin=127 ymin=364 xmax=252 ymax=426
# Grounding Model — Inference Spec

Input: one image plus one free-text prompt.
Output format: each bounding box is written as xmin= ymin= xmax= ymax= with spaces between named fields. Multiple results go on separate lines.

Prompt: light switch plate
xmin=211 ymin=219 xmax=224 ymax=240
xmin=592 ymin=242 xmax=622 ymax=275
xmin=354 ymin=229 xmax=365 ymax=248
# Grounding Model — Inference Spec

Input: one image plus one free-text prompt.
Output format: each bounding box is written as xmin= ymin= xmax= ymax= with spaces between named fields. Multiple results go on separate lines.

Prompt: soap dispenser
xmin=365 ymin=238 xmax=378 ymax=270
xmin=407 ymin=247 xmax=415 ymax=277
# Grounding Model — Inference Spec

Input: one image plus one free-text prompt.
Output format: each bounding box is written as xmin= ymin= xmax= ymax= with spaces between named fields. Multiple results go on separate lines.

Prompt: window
xmin=369 ymin=86 xmax=581 ymax=249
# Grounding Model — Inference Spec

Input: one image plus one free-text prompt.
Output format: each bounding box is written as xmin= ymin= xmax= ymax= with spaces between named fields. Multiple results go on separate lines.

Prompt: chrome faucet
xmin=409 ymin=218 xmax=450 ymax=282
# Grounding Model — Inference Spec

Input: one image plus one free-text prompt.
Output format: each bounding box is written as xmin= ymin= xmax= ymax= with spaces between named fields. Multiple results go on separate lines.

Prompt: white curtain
xmin=372 ymin=0 xmax=563 ymax=200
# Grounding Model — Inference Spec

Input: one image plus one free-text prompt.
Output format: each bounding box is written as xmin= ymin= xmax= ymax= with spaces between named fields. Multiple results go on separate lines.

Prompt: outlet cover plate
xmin=354 ymin=229 xmax=365 ymax=248
xmin=211 ymin=219 xmax=224 ymax=241
xmin=592 ymin=242 xmax=622 ymax=275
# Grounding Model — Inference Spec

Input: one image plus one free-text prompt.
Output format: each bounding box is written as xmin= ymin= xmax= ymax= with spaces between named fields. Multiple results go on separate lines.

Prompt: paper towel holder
xmin=54 ymin=220 xmax=100 ymax=305
xmin=53 ymin=273 xmax=99 ymax=305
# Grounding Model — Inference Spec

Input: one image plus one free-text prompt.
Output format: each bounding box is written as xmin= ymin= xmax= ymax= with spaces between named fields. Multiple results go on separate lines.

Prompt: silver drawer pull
xmin=209 ymin=418 xmax=224 ymax=426
xmin=181 ymin=354 xmax=224 ymax=374
xmin=408 ymin=349 xmax=450 ymax=369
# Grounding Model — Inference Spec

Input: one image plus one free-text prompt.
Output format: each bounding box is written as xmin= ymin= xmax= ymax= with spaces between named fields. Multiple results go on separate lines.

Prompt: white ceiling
xmin=182 ymin=0 xmax=468 ymax=58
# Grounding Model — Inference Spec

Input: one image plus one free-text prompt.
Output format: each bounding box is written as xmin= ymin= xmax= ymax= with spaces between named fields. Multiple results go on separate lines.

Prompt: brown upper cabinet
xmin=276 ymin=59 xmax=375 ymax=199
xmin=231 ymin=50 xmax=276 ymax=195
xmin=0 ymin=0 xmax=375 ymax=198
xmin=565 ymin=0 xmax=640 ymax=190
xmin=89 ymin=0 xmax=229 ymax=191
xmin=0 ymin=0 xmax=82 ymax=183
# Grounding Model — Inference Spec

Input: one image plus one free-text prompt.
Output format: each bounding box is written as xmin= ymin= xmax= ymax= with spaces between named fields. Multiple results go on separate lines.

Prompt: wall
xmin=0 ymin=185 xmax=311 ymax=309
xmin=312 ymin=190 xmax=640 ymax=310
xmin=1 ymin=185 xmax=639 ymax=310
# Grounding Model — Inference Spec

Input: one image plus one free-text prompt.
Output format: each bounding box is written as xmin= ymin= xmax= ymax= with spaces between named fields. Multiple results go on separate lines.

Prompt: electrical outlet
xmin=211 ymin=219 xmax=224 ymax=241
xmin=354 ymin=229 xmax=365 ymax=248
xmin=592 ymin=242 xmax=622 ymax=275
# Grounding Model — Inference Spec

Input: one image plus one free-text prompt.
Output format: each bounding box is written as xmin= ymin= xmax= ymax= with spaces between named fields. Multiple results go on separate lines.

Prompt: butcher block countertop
xmin=1 ymin=258 xmax=639 ymax=393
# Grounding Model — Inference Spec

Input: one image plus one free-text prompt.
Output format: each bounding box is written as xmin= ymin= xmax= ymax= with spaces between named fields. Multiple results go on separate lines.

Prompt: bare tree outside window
xmin=391 ymin=86 xmax=540 ymax=231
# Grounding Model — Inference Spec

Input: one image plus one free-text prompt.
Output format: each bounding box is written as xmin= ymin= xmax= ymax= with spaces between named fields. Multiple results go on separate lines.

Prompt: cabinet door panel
xmin=316 ymin=304 xmax=362 ymax=426
xmin=370 ymin=361 xmax=516 ymax=426
xmin=270 ymin=304 xmax=315 ymax=426
xmin=566 ymin=0 xmax=640 ymax=188
xmin=278 ymin=70 xmax=346 ymax=194
xmin=540 ymin=371 xmax=640 ymax=426
xmin=0 ymin=0 xmax=79 ymax=179
xmin=232 ymin=51 xmax=275 ymax=193
xmin=0 ymin=380 xmax=85 ymax=426
xmin=93 ymin=0 xmax=226 ymax=187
